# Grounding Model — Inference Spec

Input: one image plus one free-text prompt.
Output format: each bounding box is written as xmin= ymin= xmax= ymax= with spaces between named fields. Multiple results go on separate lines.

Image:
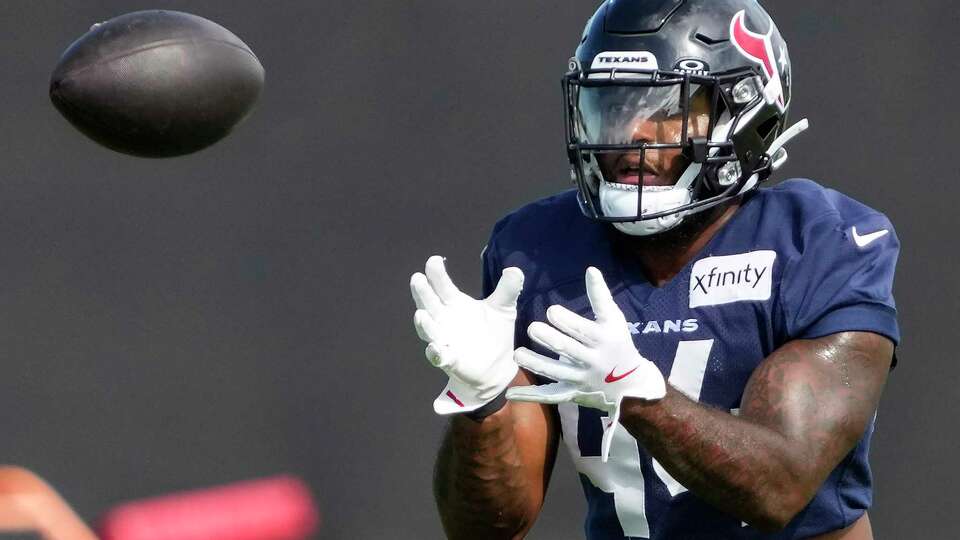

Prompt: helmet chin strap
xmin=599 ymin=163 xmax=701 ymax=237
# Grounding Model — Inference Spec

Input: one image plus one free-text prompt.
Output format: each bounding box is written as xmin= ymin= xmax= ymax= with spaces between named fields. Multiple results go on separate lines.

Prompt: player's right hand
xmin=411 ymin=255 xmax=524 ymax=415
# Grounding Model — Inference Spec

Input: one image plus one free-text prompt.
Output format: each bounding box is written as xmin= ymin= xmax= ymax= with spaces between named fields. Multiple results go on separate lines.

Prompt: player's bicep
xmin=510 ymin=368 xmax=561 ymax=505
xmin=740 ymin=332 xmax=893 ymax=482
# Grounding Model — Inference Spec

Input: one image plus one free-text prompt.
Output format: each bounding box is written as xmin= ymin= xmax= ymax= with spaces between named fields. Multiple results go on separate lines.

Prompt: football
xmin=49 ymin=10 xmax=265 ymax=158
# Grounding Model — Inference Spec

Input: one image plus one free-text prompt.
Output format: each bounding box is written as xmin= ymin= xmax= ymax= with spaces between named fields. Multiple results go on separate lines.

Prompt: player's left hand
xmin=506 ymin=267 xmax=666 ymax=461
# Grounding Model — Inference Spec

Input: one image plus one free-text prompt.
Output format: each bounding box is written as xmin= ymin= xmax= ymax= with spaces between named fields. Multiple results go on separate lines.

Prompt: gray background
xmin=0 ymin=1 xmax=956 ymax=538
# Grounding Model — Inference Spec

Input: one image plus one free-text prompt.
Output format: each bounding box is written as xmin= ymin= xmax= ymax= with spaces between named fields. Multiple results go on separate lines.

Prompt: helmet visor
xmin=576 ymin=84 xmax=712 ymax=146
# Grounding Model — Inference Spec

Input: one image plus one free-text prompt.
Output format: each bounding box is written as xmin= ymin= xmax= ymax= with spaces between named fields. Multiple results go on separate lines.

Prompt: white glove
xmin=506 ymin=267 xmax=665 ymax=461
xmin=410 ymin=255 xmax=524 ymax=415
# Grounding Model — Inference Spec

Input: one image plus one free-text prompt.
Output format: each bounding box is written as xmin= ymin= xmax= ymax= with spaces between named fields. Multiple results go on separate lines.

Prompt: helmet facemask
xmin=564 ymin=61 xmax=769 ymax=236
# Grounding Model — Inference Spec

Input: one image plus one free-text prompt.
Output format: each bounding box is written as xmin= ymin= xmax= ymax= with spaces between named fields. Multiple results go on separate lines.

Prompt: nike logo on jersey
xmin=851 ymin=226 xmax=889 ymax=248
xmin=605 ymin=365 xmax=640 ymax=383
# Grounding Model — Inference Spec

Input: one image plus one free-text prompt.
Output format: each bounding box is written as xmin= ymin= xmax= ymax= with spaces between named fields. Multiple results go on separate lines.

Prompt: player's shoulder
xmin=489 ymin=189 xmax=602 ymax=249
xmin=738 ymin=179 xmax=900 ymax=300
xmin=755 ymin=178 xmax=894 ymax=230
xmin=491 ymin=189 xmax=581 ymax=230
xmin=758 ymin=180 xmax=901 ymax=345
xmin=485 ymin=190 xmax=609 ymax=291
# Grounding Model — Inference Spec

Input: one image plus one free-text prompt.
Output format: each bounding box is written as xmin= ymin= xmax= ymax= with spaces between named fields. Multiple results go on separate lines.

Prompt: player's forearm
xmin=434 ymin=406 xmax=538 ymax=540
xmin=619 ymin=388 xmax=813 ymax=531
xmin=623 ymin=333 xmax=890 ymax=532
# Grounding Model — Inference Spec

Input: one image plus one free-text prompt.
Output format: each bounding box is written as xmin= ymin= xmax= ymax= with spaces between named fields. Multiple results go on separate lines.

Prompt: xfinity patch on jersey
xmin=689 ymin=251 xmax=776 ymax=308
xmin=589 ymin=51 xmax=658 ymax=79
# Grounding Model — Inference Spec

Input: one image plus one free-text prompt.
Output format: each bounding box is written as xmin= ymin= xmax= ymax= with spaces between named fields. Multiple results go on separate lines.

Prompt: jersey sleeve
xmin=779 ymin=212 xmax=900 ymax=345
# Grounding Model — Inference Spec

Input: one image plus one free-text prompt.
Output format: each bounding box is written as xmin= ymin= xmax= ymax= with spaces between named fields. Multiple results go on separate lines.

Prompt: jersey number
xmin=559 ymin=339 xmax=714 ymax=538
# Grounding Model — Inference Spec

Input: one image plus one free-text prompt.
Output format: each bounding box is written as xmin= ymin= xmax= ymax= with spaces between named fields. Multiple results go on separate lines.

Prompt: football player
xmin=410 ymin=1 xmax=898 ymax=538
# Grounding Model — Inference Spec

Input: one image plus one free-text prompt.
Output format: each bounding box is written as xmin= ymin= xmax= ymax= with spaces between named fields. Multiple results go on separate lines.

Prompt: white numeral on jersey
xmin=652 ymin=339 xmax=714 ymax=497
xmin=559 ymin=401 xmax=651 ymax=538
xmin=563 ymin=339 xmax=715 ymax=538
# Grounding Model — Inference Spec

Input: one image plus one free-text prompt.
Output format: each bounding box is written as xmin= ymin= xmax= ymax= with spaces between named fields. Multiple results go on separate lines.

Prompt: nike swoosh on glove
xmin=411 ymin=255 xmax=524 ymax=415
xmin=506 ymin=267 xmax=665 ymax=461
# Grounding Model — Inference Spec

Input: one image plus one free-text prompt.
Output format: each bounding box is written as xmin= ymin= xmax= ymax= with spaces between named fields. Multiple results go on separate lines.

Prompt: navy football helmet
xmin=565 ymin=0 xmax=809 ymax=235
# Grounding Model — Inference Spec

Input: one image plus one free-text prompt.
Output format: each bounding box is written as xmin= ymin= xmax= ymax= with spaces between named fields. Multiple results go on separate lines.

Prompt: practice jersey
xmin=481 ymin=179 xmax=900 ymax=539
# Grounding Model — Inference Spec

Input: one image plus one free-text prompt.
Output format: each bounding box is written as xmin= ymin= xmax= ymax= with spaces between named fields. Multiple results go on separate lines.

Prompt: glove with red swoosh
xmin=411 ymin=255 xmax=523 ymax=416
xmin=506 ymin=267 xmax=665 ymax=461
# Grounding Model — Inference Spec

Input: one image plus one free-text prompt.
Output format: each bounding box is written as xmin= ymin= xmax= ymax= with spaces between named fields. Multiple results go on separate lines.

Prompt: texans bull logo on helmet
xmin=730 ymin=10 xmax=787 ymax=112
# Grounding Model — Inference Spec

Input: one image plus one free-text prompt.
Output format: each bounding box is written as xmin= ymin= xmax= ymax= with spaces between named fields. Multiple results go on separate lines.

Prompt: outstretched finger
xmin=425 ymin=256 xmax=462 ymax=304
xmin=528 ymin=321 xmax=590 ymax=363
xmin=425 ymin=343 xmax=455 ymax=370
xmin=411 ymin=272 xmax=443 ymax=315
xmin=546 ymin=305 xmax=599 ymax=345
xmin=514 ymin=347 xmax=584 ymax=383
xmin=585 ymin=267 xmax=621 ymax=322
xmin=414 ymin=310 xmax=444 ymax=343
xmin=486 ymin=267 xmax=524 ymax=309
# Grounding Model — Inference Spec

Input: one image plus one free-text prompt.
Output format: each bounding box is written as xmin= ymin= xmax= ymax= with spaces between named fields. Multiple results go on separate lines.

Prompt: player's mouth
xmin=614 ymin=158 xmax=670 ymax=187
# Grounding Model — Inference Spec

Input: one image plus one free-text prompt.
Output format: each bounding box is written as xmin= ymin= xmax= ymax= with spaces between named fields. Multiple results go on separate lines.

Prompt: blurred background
xmin=0 ymin=0 xmax=956 ymax=538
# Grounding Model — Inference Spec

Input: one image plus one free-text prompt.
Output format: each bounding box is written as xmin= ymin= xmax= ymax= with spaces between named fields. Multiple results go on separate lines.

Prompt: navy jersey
xmin=481 ymin=179 xmax=899 ymax=539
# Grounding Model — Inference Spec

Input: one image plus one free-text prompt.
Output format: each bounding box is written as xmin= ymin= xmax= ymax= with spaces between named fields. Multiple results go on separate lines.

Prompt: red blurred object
xmin=98 ymin=475 xmax=319 ymax=540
